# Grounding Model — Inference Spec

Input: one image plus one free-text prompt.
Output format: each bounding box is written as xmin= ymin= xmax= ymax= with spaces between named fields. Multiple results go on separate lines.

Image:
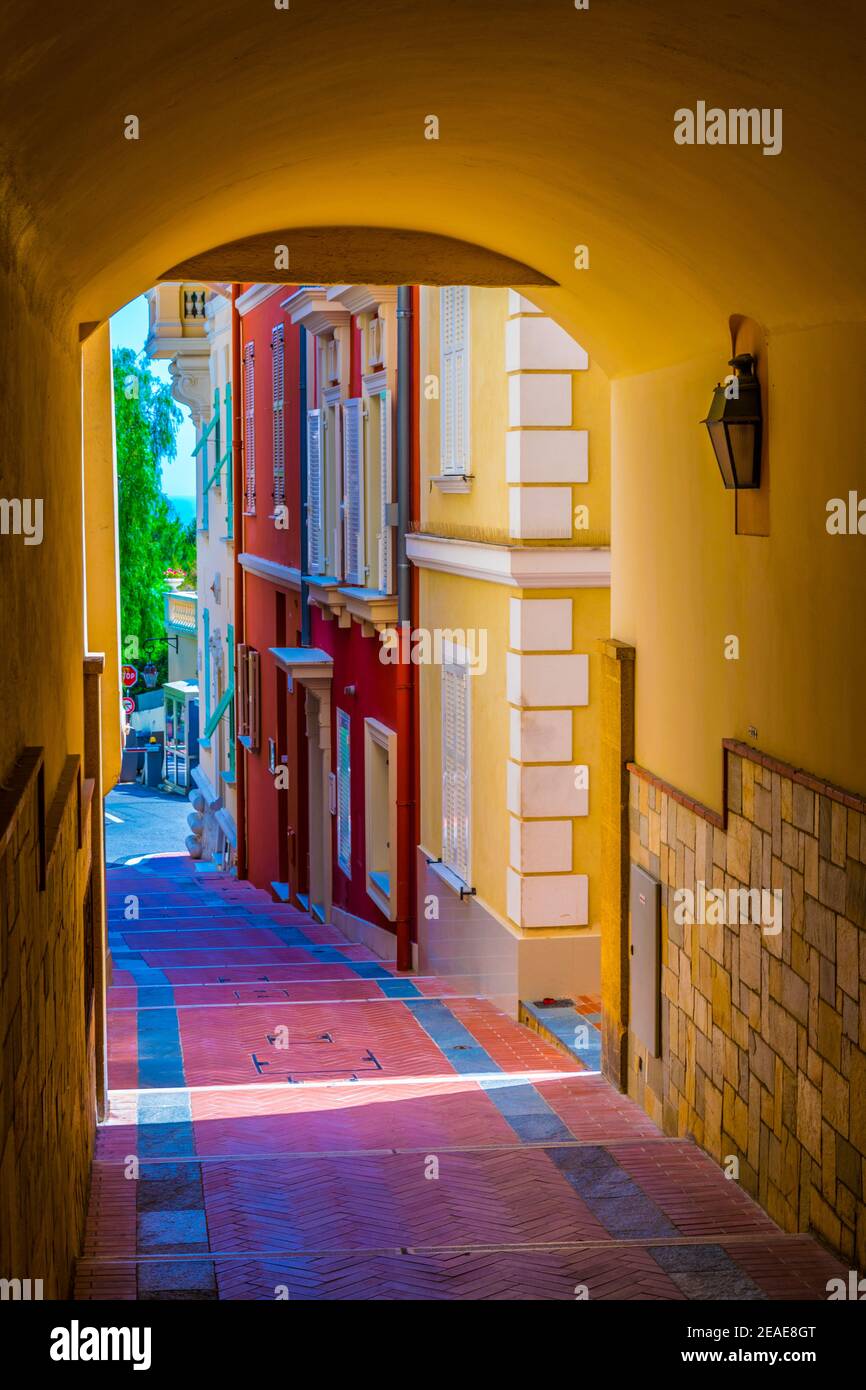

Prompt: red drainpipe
xmin=231 ymin=283 xmax=247 ymax=879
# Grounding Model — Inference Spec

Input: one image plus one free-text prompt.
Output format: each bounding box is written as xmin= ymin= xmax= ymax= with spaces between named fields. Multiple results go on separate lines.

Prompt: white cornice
xmin=362 ymin=368 xmax=388 ymax=396
xmin=282 ymin=286 xmax=351 ymax=335
xmin=326 ymin=284 xmax=398 ymax=316
xmin=405 ymin=533 xmax=611 ymax=589
xmin=235 ymin=283 xmax=284 ymax=315
xmin=238 ymin=552 xmax=302 ymax=591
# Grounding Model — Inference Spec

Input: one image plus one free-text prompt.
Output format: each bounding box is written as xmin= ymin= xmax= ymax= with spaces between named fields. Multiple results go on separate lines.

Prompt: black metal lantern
xmin=142 ymin=662 xmax=160 ymax=690
xmin=701 ymin=352 xmax=762 ymax=489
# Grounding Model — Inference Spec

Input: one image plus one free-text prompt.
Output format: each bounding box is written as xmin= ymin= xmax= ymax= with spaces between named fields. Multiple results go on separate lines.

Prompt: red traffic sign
xmin=122 ymin=664 xmax=139 ymax=689
xmin=122 ymin=696 xmax=136 ymax=714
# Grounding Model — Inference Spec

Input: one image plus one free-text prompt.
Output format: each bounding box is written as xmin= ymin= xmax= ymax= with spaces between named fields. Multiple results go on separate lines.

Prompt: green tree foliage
xmin=114 ymin=347 xmax=197 ymax=688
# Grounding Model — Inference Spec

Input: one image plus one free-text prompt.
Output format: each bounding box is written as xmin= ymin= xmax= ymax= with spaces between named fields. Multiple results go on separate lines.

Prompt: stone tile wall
xmin=626 ymin=740 xmax=866 ymax=1264
xmin=0 ymin=751 xmax=95 ymax=1297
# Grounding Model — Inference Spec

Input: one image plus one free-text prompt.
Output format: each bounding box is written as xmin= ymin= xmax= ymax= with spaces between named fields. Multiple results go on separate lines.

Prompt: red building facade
xmin=235 ymin=283 xmax=416 ymax=966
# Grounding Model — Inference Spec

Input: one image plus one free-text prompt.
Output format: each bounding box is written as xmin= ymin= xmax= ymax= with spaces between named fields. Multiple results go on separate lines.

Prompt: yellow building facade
xmin=410 ymin=288 xmax=610 ymax=1013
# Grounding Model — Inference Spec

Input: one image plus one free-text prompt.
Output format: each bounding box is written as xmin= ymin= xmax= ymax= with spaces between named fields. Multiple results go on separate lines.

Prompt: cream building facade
xmin=145 ymin=283 xmax=237 ymax=863
xmin=410 ymin=288 xmax=611 ymax=1014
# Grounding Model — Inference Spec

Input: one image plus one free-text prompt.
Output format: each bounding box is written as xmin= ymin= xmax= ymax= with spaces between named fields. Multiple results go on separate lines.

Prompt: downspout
xmin=395 ymin=285 xmax=414 ymax=971
xmin=299 ymin=324 xmax=310 ymax=647
xmin=231 ymin=283 xmax=247 ymax=879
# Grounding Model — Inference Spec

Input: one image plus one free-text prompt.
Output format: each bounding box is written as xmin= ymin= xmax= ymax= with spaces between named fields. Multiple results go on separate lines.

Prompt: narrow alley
xmin=74 ymin=856 xmax=845 ymax=1301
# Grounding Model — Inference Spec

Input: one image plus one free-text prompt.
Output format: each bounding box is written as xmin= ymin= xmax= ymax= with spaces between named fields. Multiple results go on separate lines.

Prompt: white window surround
xmin=336 ymin=708 xmax=351 ymax=878
xmin=440 ymin=286 xmax=470 ymax=476
xmin=364 ymin=717 xmax=398 ymax=920
xmin=441 ymin=655 xmax=472 ymax=888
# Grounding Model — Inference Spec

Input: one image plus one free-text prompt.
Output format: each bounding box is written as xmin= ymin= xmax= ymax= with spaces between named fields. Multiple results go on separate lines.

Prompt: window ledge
xmin=427 ymin=858 xmax=476 ymax=899
xmin=430 ymin=473 xmax=473 ymax=494
xmin=338 ymin=587 xmax=398 ymax=632
xmin=366 ymin=871 xmax=395 ymax=921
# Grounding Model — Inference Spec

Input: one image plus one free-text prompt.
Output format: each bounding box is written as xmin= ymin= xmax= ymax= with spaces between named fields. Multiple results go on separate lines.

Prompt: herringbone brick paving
xmin=74 ymin=856 xmax=846 ymax=1300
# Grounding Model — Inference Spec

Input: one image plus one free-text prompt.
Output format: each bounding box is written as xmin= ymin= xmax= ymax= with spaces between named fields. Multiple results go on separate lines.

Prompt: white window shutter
xmin=440 ymin=287 xmax=469 ymax=475
xmin=343 ymin=397 xmax=365 ymax=585
xmin=378 ymin=390 xmax=393 ymax=593
xmin=271 ymin=325 xmax=286 ymax=507
xmin=307 ymin=409 xmax=323 ymax=574
xmin=243 ymin=343 xmax=255 ymax=512
xmin=329 ymin=403 xmax=343 ymax=581
xmin=441 ymin=663 xmax=471 ymax=884
xmin=247 ymin=650 xmax=260 ymax=752
xmin=337 ymin=709 xmax=351 ymax=876
xmin=236 ymin=643 xmax=249 ymax=739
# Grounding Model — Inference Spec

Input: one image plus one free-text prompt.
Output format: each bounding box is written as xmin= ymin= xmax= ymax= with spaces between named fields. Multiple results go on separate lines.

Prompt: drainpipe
xmin=231 ymin=283 xmax=247 ymax=879
xmin=299 ymin=324 xmax=311 ymax=647
xmin=395 ymin=286 xmax=414 ymax=971
xmin=396 ymin=287 xmax=412 ymax=627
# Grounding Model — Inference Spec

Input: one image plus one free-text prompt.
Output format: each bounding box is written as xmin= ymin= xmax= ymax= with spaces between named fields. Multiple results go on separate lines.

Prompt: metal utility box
xmin=629 ymin=863 xmax=661 ymax=1057
xmin=163 ymin=681 xmax=200 ymax=792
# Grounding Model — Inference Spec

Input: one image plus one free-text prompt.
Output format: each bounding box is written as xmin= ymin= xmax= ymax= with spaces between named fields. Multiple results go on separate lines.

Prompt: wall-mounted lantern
xmin=701 ymin=352 xmax=762 ymax=489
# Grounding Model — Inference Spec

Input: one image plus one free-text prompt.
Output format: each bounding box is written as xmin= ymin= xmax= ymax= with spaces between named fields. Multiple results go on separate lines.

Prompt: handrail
xmin=0 ymin=747 xmax=45 ymax=885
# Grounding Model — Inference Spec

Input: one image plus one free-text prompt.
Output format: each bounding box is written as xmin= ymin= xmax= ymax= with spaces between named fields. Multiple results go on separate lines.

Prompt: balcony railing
xmin=164 ymin=591 xmax=197 ymax=634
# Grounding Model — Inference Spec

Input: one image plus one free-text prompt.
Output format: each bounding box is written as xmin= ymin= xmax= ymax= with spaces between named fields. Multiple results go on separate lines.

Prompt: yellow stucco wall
xmin=0 ymin=273 xmax=84 ymax=793
xmin=82 ymin=323 xmax=122 ymax=791
xmin=611 ymin=323 xmax=866 ymax=810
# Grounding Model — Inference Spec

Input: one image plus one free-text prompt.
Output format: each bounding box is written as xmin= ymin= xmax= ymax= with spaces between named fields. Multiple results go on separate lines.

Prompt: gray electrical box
xmin=629 ymin=863 xmax=661 ymax=1057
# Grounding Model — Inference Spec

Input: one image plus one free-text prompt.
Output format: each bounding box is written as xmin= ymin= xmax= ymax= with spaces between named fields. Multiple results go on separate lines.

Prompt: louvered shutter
xmin=377 ymin=390 xmax=393 ymax=593
xmin=243 ymin=343 xmax=255 ymax=512
xmin=271 ymin=324 xmax=286 ymax=507
xmin=337 ymin=709 xmax=351 ymax=876
xmin=236 ymin=643 xmax=249 ymax=739
xmin=440 ymin=287 xmax=469 ymax=475
xmin=441 ymin=663 xmax=471 ymax=884
xmin=330 ymin=404 xmax=343 ymax=580
xmin=343 ymin=397 xmax=365 ymax=584
xmin=307 ymin=409 xmax=324 ymax=574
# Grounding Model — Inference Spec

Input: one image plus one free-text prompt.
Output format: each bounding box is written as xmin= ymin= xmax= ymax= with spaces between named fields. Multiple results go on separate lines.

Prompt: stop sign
xmin=122 ymin=664 xmax=138 ymax=689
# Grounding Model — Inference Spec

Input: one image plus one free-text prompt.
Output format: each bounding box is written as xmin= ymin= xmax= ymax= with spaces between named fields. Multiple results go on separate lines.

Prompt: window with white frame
xmin=271 ymin=324 xmax=286 ymax=508
xmin=364 ymin=718 xmax=397 ymax=919
xmin=323 ymin=394 xmax=343 ymax=580
xmin=440 ymin=286 xmax=470 ymax=475
xmin=243 ymin=342 xmax=255 ymax=512
xmin=441 ymin=656 xmax=471 ymax=885
xmin=306 ymin=408 xmax=324 ymax=574
xmin=374 ymin=389 xmax=393 ymax=594
xmin=342 ymin=397 xmax=365 ymax=584
xmin=336 ymin=708 xmax=351 ymax=877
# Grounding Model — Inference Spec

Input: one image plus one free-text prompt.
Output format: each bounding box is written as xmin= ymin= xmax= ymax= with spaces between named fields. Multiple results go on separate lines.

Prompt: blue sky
xmin=110 ymin=295 xmax=197 ymax=499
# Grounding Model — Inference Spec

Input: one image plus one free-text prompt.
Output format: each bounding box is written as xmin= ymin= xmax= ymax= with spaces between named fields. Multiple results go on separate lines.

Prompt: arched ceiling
xmin=2 ymin=0 xmax=864 ymax=374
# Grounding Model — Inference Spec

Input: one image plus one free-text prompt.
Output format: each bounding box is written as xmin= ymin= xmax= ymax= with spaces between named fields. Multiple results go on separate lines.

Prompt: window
xmin=271 ymin=324 xmax=285 ymax=508
xmin=440 ymin=286 xmax=470 ymax=474
xmin=243 ymin=342 xmax=255 ymax=512
xmin=336 ymin=708 xmax=351 ymax=876
xmin=343 ymin=397 xmax=365 ymax=584
xmin=323 ymin=396 xmax=343 ymax=580
xmin=364 ymin=718 xmax=397 ymax=919
xmin=441 ymin=658 xmax=471 ymax=884
xmin=376 ymin=390 xmax=393 ymax=594
xmin=307 ymin=408 xmax=324 ymax=574
xmin=235 ymin=645 xmax=260 ymax=751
